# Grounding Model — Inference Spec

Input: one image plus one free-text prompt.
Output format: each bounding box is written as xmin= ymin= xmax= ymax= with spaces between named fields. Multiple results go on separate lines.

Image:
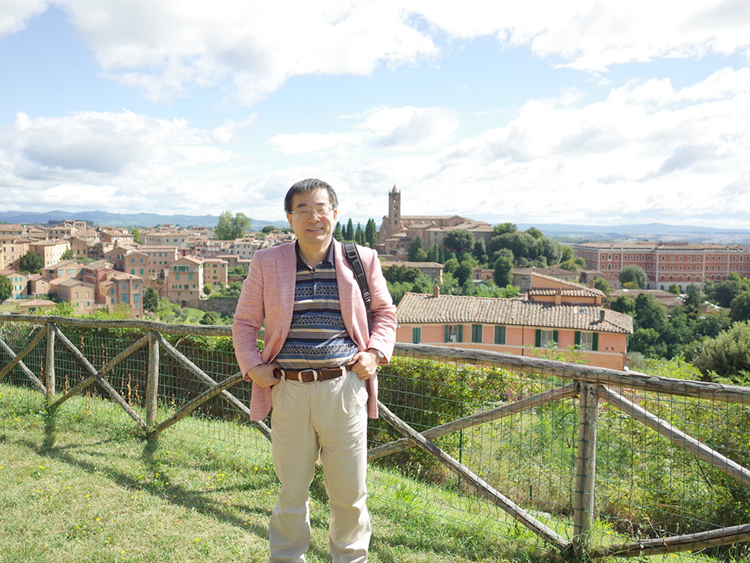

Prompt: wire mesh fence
xmin=1 ymin=315 xmax=749 ymax=562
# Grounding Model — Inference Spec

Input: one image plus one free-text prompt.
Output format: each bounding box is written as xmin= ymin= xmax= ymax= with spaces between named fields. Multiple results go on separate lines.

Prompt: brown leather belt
xmin=273 ymin=364 xmax=355 ymax=383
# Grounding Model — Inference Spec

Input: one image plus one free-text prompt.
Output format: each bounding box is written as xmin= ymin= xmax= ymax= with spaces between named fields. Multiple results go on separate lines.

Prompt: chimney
xmin=600 ymin=309 xmax=606 ymax=322
xmin=589 ymin=280 xmax=595 ymax=288
xmin=433 ymin=284 xmax=440 ymax=298
xmin=555 ymin=287 xmax=562 ymax=306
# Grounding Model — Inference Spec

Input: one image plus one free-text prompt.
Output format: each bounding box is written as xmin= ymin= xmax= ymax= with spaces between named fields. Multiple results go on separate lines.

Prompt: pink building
xmin=99 ymin=272 xmax=144 ymax=318
xmin=574 ymin=241 xmax=750 ymax=291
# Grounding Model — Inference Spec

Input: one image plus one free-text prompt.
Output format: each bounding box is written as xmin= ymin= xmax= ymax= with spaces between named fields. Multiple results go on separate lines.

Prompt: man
xmin=232 ymin=178 xmax=397 ymax=563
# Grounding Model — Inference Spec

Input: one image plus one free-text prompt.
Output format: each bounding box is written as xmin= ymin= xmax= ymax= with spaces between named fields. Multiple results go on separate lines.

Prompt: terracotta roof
xmin=528 ymin=287 xmax=606 ymax=298
xmin=383 ymin=261 xmax=444 ymax=269
xmin=397 ymin=292 xmax=633 ymax=334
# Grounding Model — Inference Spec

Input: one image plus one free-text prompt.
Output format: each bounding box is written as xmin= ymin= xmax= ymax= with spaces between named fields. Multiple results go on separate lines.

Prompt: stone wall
xmin=197 ymin=298 xmax=239 ymax=316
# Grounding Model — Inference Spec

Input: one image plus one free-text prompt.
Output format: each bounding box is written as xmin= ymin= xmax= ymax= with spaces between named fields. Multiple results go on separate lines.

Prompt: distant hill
xmin=0 ymin=210 xmax=288 ymax=231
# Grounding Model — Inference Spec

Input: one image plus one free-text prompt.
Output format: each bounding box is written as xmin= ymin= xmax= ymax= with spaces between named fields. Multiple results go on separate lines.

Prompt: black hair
xmin=284 ymin=178 xmax=338 ymax=213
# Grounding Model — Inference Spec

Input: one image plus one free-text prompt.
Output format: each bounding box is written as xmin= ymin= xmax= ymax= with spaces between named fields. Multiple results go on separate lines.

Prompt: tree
xmin=538 ymin=237 xmax=562 ymax=266
xmin=333 ymin=222 xmax=343 ymax=241
xmin=132 ymin=228 xmax=143 ymax=244
xmin=619 ymin=265 xmax=648 ymax=289
xmin=408 ymin=236 xmax=425 ymax=262
xmin=214 ymin=211 xmax=252 ymax=240
xmin=730 ymin=291 xmax=750 ymax=323
xmin=355 ymin=223 xmax=366 ymax=246
xmin=610 ymin=295 xmax=636 ymax=316
xmin=493 ymin=256 xmax=513 ymax=287
xmin=683 ymin=285 xmax=703 ymax=318
xmin=668 ymin=284 xmax=680 ymax=295
xmin=524 ymin=227 xmax=543 ymax=239
xmin=426 ymin=243 xmax=441 ymax=263
xmin=0 ymin=274 xmax=12 ymax=302
xmin=628 ymin=328 xmax=660 ymax=358
xmin=365 ymin=219 xmax=378 ymax=248
xmin=201 ymin=311 xmax=221 ymax=325
xmin=61 ymin=248 xmax=75 ymax=260
xmin=455 ymin=260 xmax=474 ymax=286
xmin=443 ymin=229 xmax=475 ymax=253
xmin=713 ymin=280 xmax=743 ymax=308
xmin=143 ymin=287 xmax=159 ymax=313
xmin=19 ymin=251 xmax=44 ymax=273
xmin=489 ymin=232 xmax=538 ymax=264
xmin=203 ymin=283 xmax=214 ymax=296
xmin=560 ymin=258 xmax=585 ymax=271
xmin=472 ymin=238 xmax=488 ymax=265
xmin=261 ymin=225 xmax=277 ymax=233
xmin=493 ymin=222 xmax=517 ymax=236
xmin=560 ymin=245 xmax=574 ymax=262
xmin=344 ymin=219 xmax=354 ymax=241
xmin=634 ymin=293 xmax=668 ymax=333
xmin=592 ymin=278 xmax=611 ymax=296
xmin=694 ymin=322 xmax=750 ymax=384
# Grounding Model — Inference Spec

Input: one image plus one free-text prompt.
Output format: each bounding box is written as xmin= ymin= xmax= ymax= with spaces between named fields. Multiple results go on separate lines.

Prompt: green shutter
xmin=445 ymin=325 xmax=449 ymax=343
xmin=458 ymin=325 xmax=463 ymax=343
xmin=535 ymin=329 xmax=541 ymax=347
xmin=575 ymin=331 xmax=581 ymax=346
xmin=592 ymin=333 xmax=599 ymax=351
xmin=495 ymin=326 xmax=506 ymax=345
xmin=552 ymin=330 xmax=559 ymax=347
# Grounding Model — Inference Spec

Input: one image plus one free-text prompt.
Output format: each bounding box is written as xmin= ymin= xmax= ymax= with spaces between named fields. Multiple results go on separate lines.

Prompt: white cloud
xmin=0 ymin=111 xmax=238 ymax=212
xmin=0 ymin=0 xmax=48 ymax=35
xmin=4 ymin=1 xmax=749 ymax=103
xmin=299 ymin=67 xmax=750 ymax=227
xmin=268 ymin=105 xmax=459 ymax=155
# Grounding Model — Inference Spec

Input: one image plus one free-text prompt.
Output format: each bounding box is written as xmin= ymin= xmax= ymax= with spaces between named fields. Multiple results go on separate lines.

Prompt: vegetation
xmin=0 ymin=384 xmax=548 ymax=563
xmin=214 ymin=211 xmax=252 ymax=241
xmin=19 ymin=250 xmax=44 ymax=273
xmin=693 ymin=321 xmax=750 ymax=384
xmin=618 ymin=264 xmax=648 ymax=289
xmin=0 ymin=274 xmax=12 ymax=302
xmin=143 ymin=288 xmax=159 ymax=313
xmin=61 ymin=248 xmax=75 ymax=260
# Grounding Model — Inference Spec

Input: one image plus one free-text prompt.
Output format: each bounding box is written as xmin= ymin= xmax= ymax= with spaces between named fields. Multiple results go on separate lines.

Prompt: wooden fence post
xmin=46 ymin=322 xmax=56 ymax=400
xmin=146 ymin=331 xmax=160 ymax=426
xmin=572 ymin=381 xmax=599 ymax=560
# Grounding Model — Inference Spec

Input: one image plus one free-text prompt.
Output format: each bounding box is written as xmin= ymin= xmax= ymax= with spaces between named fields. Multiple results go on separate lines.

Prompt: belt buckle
xmin=299 ymin=368 xmax=319 ymax=382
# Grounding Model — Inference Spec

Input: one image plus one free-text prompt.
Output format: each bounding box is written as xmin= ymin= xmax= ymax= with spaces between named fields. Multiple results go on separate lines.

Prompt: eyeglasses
xmin=289 ymin=205 xmax=335 ymax=220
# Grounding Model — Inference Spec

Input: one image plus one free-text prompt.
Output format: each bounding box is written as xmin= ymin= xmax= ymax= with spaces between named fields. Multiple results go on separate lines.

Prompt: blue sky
xmin=1 ymin=1 xmax=749 ymax=228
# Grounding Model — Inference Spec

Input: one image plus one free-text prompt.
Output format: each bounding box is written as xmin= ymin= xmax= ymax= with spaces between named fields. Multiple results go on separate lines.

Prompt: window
xmin=445 ymin=325 xmax=463 ymax=343
xmin=471 ymin=324 xmax=483 ymax=343
xmin=494 ymin=326 xmax=506 ymax=345
xmin=122 ymin=294 xmax=128 ymax=303
xmin=536 ymin=329 xmax=558 ymax=348
xmin=411 ymin=327 xmax=421 ymax=344
xmin=575 ymin=331 xmax=598 ymax=351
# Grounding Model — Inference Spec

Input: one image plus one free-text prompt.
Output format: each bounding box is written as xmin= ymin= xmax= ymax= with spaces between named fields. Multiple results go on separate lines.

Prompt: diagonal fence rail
xmin=1 ymin=315 xmax=749 ymax=561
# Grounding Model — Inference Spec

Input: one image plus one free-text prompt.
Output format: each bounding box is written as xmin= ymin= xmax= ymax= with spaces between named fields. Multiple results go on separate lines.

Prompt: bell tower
xmin=389 ymin=185 xmax=401 ymax=234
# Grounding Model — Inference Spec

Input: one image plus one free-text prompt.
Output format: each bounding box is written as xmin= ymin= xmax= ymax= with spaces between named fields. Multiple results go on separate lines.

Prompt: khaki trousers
xmin=268 ymin=371 xmax=370 ymax=563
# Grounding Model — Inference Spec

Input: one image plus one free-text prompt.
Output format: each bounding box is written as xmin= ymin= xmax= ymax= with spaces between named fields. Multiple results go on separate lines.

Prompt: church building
xmin=376 ymin=186 xmax=494 ymax=259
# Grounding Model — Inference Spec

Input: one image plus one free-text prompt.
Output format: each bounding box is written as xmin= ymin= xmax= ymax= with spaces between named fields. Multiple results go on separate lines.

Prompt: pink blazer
xmin=232 ymin=240 xmax=397 ymax=421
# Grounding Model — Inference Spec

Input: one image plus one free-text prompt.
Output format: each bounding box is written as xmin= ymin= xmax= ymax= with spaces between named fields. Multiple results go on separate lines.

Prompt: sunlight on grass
xmin=0 ymin=383 xmax=734 ymax=563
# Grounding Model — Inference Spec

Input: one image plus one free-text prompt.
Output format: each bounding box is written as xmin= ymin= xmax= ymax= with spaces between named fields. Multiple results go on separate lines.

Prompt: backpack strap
xmin=342 ymin=242 xmax=373 ymax=336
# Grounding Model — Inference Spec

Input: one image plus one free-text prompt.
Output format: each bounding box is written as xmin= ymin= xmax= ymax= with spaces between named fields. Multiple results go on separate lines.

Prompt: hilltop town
xmin=2 ymin=187 xmax=750 ymax=373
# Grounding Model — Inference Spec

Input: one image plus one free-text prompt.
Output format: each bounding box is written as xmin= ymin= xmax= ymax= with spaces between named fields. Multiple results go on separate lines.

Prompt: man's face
xmin=287 ymin=188 xmax=338 ymax=248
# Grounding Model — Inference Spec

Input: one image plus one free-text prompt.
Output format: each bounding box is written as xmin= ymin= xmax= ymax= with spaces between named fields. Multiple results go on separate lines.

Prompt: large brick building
xmin=574 ymin=241 xmax=750 ymax=291
xmin=377 ymin=186 xmax=493 ymax=259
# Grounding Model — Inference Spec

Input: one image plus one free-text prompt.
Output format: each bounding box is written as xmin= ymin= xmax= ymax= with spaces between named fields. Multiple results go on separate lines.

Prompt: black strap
xmin=342 ymin=242 xmax=372 ymax=335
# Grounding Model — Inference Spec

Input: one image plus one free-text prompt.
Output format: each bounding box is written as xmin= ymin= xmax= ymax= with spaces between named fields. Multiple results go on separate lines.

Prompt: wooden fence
xmin=1 ymin=314 xmax=750 ymax=561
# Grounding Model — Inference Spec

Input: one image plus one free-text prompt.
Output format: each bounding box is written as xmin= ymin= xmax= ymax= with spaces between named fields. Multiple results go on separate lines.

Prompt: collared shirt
xmin=274 ymin=242 xmax=358 ymax=370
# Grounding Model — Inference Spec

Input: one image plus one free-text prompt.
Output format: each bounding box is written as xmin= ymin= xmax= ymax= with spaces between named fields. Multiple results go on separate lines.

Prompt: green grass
xmin=0 ymin=383 xmax=724 ymax=563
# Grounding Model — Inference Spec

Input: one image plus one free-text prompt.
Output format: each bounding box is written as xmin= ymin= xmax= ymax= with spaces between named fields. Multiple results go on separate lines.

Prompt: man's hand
xmin=244 ymin=364 xmax=279 ymax=387
xmin=351 ymin=349 xmax=380 ymax=380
